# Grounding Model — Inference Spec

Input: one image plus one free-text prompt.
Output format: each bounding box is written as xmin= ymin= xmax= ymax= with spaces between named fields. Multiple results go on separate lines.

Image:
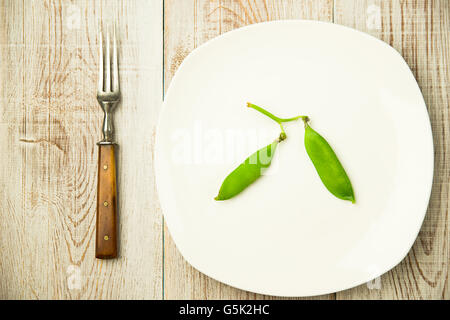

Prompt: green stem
xmin=278 ymin=124 xmax=287 ymax=142
xmin=302 ymin=116 xmax=310 ymax=127
xmin=247 ymin=102 xmax=308 ymax=124
xmin=279 ymin=122 xmax=286 ymax=135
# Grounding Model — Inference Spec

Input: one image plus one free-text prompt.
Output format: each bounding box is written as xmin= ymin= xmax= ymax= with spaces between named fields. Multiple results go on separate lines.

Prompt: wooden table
xmin=0 ymin=0 xmax=448 ymax=300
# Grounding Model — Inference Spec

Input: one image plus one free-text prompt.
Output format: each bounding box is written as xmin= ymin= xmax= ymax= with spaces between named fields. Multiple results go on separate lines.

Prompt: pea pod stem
xmin=302 ymin=116 xmax=310 ymax=127
xmin=247 ymin=103 xmax=308 ymax=123
xmin=247 ymin=102 xmax=309 ymax=139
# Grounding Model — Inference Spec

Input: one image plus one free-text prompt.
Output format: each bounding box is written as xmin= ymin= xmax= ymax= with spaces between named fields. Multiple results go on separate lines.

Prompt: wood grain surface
xmin=0 ymin=0 xmax=448 ymax=299
xmin=0 ymin=0 xmax=163 ymax=299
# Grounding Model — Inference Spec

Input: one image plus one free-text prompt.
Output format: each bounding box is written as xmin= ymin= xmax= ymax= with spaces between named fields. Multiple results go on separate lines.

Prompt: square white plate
xmin=155 ymin=20 xmax=433 ymax=296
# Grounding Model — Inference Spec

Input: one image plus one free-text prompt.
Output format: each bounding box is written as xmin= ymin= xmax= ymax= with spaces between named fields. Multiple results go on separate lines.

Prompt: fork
xmin=95 ymin=23 xmax=120 ymax=259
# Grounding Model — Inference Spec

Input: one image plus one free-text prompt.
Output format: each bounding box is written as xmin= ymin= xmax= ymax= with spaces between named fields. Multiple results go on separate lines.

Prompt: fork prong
xmin=98 ymin=22 xmax=104 ymax=92
xmin=105 ymin=24 xmax=111 ymax=92
xmin=112 ymin=23 xmax=119 ymax=92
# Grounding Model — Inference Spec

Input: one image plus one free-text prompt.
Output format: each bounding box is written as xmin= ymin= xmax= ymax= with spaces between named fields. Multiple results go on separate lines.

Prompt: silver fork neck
xmin=97 ymin=100 xmax=118 ymax=145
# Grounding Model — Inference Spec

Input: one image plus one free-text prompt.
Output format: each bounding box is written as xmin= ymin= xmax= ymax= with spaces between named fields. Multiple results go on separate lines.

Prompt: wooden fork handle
xmin=96 ymin=144 xmax=118 ymax=259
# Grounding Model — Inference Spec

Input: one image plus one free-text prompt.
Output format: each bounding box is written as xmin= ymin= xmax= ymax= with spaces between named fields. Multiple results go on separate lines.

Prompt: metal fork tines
xmin=97 ymin=23 xmax=120 ymax=145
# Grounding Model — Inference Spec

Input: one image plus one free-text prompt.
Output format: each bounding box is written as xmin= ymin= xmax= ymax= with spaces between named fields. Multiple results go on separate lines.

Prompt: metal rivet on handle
xmin=103 ymin=164 xmax=108 ymax=170
xmin=103 ymin=201 xmax=108 ymax=207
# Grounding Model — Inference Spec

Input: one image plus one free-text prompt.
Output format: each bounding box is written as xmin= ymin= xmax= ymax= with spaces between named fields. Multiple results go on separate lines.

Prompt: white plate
xmin=155 ymin=20 xmax=433 ymax=297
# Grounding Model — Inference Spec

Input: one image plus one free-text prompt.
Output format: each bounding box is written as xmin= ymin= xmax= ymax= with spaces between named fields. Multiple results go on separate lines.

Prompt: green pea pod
xmin=304 ymin=123 xmax=355 ymax=203
xmin=215 ymin=140 xmax=278 ymax=201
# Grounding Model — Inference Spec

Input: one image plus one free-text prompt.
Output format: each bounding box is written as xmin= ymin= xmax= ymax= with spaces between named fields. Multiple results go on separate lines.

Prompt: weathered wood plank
xmin=0 ymin=0 xmax=163 ymax=299
xmin=163 ymin=0 xmax=335 ymax=299
xmin=0 ymin=0 xmax=52 ymax=300
xmin=334 ymin=0 xmax=449 ymax=299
